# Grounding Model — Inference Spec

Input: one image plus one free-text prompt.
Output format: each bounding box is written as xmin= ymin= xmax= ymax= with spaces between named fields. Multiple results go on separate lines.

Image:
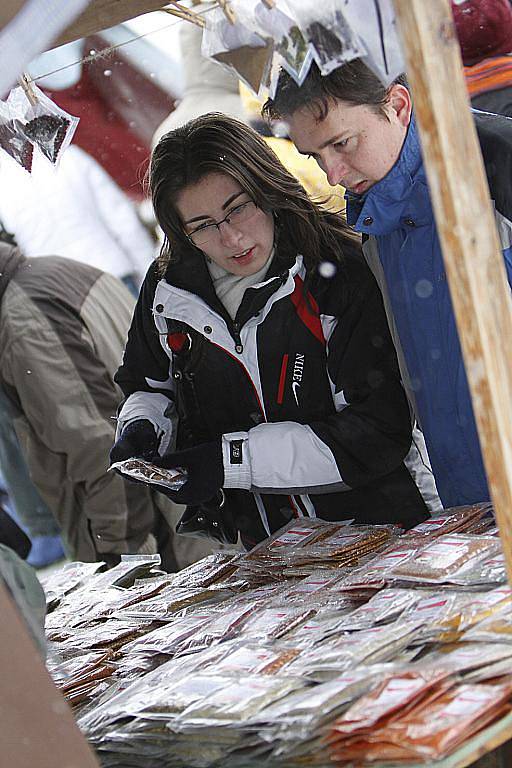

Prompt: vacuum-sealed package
xmin=463 ymin=598 xmax=512 ymax=643
xmin=313 ymin=621 xmax=422 ymax=678
xmin=109 ymin=458 xmax=187 ymax=492
xmin=40 ymin=560 xmax=105 ymax=610
xmin=88 ymin=554 xmax=162 ymax=590
xmin=406 ymin=503 xmax=495 ymax=539
xmin=179 ymin=674 xmax=304 ymax=724
xmin=338 ymin=588 xmax=421 ymax=631
xmin=381 ymin=681 xmax=512 ymax=760
xmin=209 ymin=640 xmax=300 ymax=677
xmin=168 ymin=552 xmax=240 ymax=589
xmin=422 ymin=642 xmax=512 ymax=679
xmin=240 ymin=605 xmax=316 ymax=641
xmin=257 ymin=666 xmax=383 ymax=732
xmin=331 ymin=667 xmax=450 ymax=736
xmin=390 ymin=534 xmax=501 ymax=585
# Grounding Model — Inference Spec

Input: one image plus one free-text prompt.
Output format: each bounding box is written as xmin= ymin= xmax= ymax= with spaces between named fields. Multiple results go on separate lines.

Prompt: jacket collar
xmin=0 ymin=243 xmax=25 ymax=306
xmin=346 ymin=114 xmax=431 ymax=235
xmin=163 ymin=245 xmax=295 ymax=327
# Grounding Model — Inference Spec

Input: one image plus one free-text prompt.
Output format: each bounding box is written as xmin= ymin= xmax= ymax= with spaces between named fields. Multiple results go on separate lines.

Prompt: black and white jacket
xmin=116 ymin=242 xmax=437 ymax=548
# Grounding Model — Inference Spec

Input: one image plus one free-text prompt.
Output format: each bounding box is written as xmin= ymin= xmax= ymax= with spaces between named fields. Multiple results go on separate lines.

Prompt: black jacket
xmin=116 ymin=241 xmax=430 ymax=548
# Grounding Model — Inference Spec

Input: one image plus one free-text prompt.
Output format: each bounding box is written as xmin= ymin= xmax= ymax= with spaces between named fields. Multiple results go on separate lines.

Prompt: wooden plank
xmin=51 ymin=0 xmax=170 ymax=49
xmin=393 ymin=0 xmax=512 ymax=582
xmin=0 ymin=581 xmax=100 ymax=768
xmin=0 ymin=0 xmax=27 ymax=32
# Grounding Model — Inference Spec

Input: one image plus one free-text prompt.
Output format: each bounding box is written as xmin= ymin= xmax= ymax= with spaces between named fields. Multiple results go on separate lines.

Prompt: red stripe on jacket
xmin=290 ymin=276 xmax=326 ymax=346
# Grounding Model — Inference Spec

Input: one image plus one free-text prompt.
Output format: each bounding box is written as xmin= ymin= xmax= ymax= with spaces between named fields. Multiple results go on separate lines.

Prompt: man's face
xmin=287 ymin=85 xmax=412 ymax=195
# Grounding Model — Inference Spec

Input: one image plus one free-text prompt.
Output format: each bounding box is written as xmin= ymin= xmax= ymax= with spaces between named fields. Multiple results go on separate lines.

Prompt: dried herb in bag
xmin=7 ymin=82 xmax=79 ymax=166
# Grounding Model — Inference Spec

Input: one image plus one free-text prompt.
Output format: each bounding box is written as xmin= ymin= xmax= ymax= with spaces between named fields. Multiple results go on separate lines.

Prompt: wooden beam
xmin=0 ymin=0 xmax=27 ymax=32
xmin=51 ymin=0 xmax=169 ymax=49
xmin=394 ymin=0 xmax=512 ymax=581
xmin=0 ymin=581 xmax=100 ymax=768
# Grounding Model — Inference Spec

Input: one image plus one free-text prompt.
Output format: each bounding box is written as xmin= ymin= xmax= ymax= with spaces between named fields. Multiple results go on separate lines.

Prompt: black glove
xmin=176 ymin=492 xmax=238 ymax=545
xmin=151 ymin=441 xmax=224 ymax=506
xmin=110 ymin=419 xmax=159 ymax=464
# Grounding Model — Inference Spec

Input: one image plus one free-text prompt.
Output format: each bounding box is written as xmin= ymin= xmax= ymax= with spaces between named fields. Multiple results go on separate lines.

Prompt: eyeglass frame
xmin=185 ymin=199 xmax=259 ymax=247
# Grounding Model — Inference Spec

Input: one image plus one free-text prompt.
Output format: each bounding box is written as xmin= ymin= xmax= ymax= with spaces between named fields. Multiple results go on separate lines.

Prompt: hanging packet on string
xmin=0 ymin=99 xmax=33 ymax=171
xmin=283 ymin=0 xmax=364 ymax=75
xmin=201 ymin=5 xmax=272 ymax=94
xmin=8 ymin=81 xmax=79 ymax=165
xmin=234 ymin=0 xmax=314 ymax=92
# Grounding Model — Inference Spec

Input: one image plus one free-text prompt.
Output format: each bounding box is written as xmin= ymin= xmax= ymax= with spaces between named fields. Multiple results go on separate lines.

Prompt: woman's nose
xmin=218 ymin=220 xmax=243 ymax=246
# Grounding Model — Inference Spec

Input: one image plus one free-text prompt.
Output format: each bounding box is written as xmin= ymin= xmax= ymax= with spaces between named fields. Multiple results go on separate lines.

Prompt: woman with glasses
xmin=111 ymin=112 xmax=434 ymax=550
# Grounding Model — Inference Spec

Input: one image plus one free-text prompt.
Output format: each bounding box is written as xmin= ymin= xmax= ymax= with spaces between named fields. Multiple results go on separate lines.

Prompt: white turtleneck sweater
xmin=206 ymin=250 xmax=275 ymax=320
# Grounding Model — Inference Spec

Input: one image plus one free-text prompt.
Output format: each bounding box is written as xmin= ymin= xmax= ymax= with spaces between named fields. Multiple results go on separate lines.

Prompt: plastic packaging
xmin=201 ymin=4 xmax=272 ymax=94
xmin=0 ymin=105 xmax=33 ymax=171
xmin=331 ymin=667 xmax=450 ymax=735
xmin=406 ymin=503 xmax=494 ymax=538
xmin=8 ymin=81 xmax=79 ymax=165
xmin=179 ymin=674 xmax=303 ymax=723
xmin=282 ymin=0 xmax=363 ymax=75
xmin=384 ymin=681 xmax=512 ymax=760
xmin=390 ymin=534 xmax=501 ymax=585
xmin=109 ymin=458 xmax=187 ymax=492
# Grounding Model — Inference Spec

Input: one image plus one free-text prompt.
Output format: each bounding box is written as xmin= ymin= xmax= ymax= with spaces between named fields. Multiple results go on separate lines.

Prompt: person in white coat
xmin=0 ymin=144 xmax=156 ymax=566
xmin=0 ymin=144 xmax=156 ymax=293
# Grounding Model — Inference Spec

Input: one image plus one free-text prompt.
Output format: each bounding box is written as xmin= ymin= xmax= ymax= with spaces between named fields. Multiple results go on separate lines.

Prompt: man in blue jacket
xmin=264 ymin=59 xmax=512 ymax=508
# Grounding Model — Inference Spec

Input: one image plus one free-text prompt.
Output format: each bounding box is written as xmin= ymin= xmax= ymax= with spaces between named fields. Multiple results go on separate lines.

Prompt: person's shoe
xmin=27 ymin=535 xmax=66 ymax=569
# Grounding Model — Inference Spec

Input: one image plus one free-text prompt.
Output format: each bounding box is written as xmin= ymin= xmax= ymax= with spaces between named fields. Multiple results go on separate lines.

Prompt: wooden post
xmin=0 ymin=0 xmax=26 ymax=32
xmin=51 ymin=0 xmax=170 ymax=49
xmin=0 ymin=581 xmax=100 ymax=768
xmin=394 ymin=0 xmax=512 ymax=580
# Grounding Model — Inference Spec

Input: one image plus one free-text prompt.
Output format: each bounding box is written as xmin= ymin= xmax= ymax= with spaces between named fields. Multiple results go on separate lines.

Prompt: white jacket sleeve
xmin=221 ymin=423 xmax=346 ymax=495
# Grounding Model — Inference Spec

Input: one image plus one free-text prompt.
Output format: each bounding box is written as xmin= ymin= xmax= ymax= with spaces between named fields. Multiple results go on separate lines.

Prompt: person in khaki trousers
xmin=0 ymin=238 xmax=215 ymax=568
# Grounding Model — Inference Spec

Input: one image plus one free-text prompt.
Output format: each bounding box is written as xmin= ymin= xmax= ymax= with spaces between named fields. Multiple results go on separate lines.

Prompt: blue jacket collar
xmin=346 ymin=114 xmax=431 ymax=235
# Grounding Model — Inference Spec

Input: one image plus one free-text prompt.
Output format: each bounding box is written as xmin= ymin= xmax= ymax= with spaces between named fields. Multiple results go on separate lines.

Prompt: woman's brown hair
xmin=149 ymin=112 xmax=358 ymax=275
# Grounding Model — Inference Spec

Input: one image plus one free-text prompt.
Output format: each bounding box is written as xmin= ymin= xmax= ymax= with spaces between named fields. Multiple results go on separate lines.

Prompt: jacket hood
xmin=0 ymin=243 xmax=25 ymax=305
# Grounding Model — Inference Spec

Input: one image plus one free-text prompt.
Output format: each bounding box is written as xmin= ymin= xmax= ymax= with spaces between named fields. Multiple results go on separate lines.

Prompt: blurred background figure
xmin=0 ymin=237 xmax=158 ymax=565
xmin=0 ymin=144 xmax=156 ymax=296
xmin=0 ymin=144 xmax=158 ymax=567
xmin=152 ymin=1 xmax=247 ymax=142
xmin=452 ymin=0 xmax=512 ymax=116
xmin=0 ymin=394 xmax=64 ymax=568
xmin=152 ymin=0 xmax=343 ymax=210
xmin=0 ymin=487 xmax=31 ymax=561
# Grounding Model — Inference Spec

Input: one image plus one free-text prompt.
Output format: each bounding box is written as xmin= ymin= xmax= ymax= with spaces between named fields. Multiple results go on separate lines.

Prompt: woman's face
xmin=175 ymin=172 xmax=275 ymax=276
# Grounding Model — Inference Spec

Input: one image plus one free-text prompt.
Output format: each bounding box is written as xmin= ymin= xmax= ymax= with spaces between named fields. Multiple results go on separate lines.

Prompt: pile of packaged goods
xmin=41 ymin=502 xmax=512 ymax=767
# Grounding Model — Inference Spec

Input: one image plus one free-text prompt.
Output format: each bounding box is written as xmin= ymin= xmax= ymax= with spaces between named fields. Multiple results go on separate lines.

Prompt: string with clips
xmin=18 ymin=72 xmax=39 ymax=105
xmin=19 ymin=1 xmax=279 ymax=88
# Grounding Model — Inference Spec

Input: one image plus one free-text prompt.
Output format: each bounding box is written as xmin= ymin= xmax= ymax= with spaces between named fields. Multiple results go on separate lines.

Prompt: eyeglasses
xmin=187 ymin=200 xmax=258 ymax=247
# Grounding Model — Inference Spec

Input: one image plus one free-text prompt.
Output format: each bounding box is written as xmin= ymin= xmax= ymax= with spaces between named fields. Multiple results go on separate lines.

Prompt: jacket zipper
xmin=231 ymin=321 xmax=243 ymax=354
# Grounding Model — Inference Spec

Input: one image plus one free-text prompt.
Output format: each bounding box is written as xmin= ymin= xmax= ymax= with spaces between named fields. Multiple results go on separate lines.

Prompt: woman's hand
xmin=151 ymin=441 xmax=224 ymax=505
xmin=110 ymin=419 xmax=159 ymax=464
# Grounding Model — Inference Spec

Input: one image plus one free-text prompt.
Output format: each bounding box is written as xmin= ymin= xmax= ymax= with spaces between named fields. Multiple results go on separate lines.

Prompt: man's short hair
xmin=263 ymin=59 xmax=408 ymax=123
